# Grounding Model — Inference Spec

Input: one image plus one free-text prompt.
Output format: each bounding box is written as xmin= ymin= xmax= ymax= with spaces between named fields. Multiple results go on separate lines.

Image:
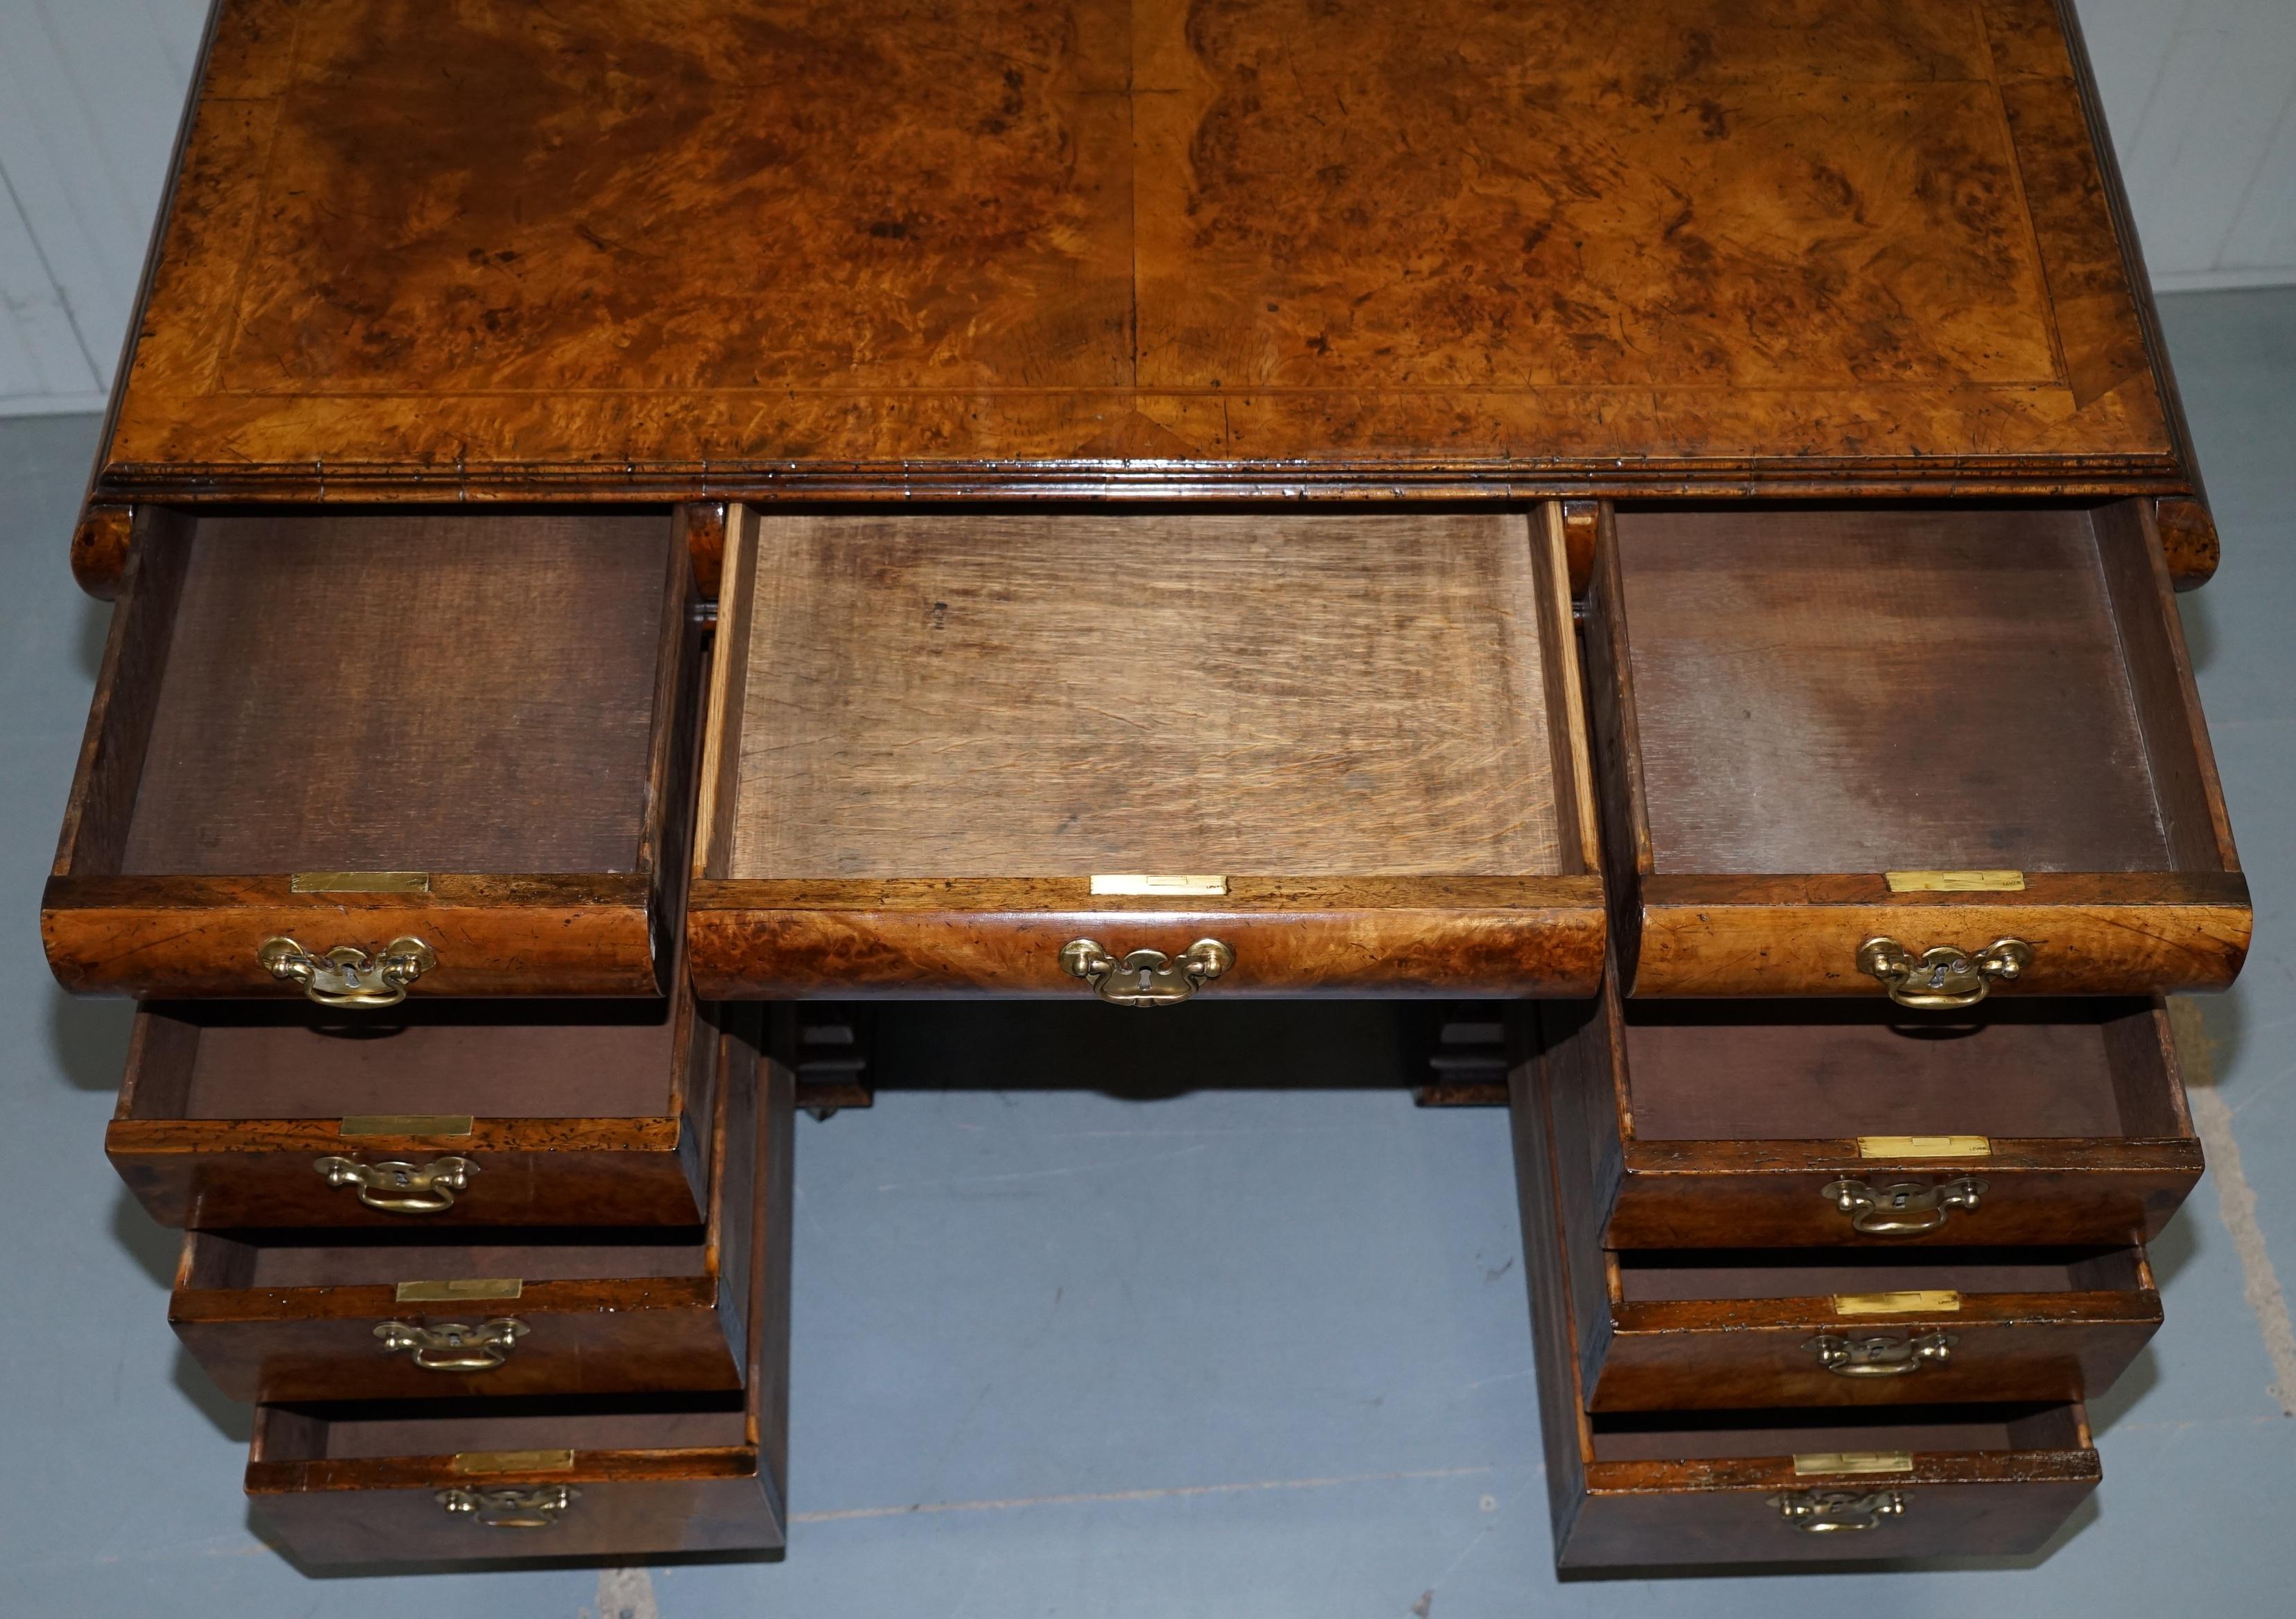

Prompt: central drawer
xmin=686 ymin=508 xmax=1605 ymax=999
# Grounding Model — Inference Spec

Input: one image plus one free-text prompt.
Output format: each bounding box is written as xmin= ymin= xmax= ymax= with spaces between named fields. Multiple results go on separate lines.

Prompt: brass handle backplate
xmin=259 ymin=935 xmax=436 ymax=1008
xmin=1805 ymin=1330 xmax=1955 ymax=1378
xmin=1771 ymin=1489 xmax=1906 ymax=1533
xmin=1061 ymin=938 xmax=1234 ymax=1006
xmin=315 ymin=1154 xmax=476 ymax=1214
xmin=1822 ymin=1175 xmax=1986 ymax=1237
xmin=1857 ymin=936 xmax=2031 ymax=1009
xmin=376 ymin=1318 xmax=528 ymax=1372
xmin=437 ymin=1484 xmax=578 ymax=1529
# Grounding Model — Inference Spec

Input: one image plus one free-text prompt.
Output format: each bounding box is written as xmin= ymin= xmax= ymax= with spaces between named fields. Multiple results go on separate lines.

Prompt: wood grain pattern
xmin=1585 ymin=499 xmax=2251 ymax=997
xmin=44 ymin=506 xmax=702 ymax=997
xmin=43 ymin=873 xmax=665 ymax=997
xmin=245 ymin=1026 xmax=789 ymax=1567
xmin=687 ymin=876 xmax=1606 ymax=999
xmin=1509 ymin=1019 xmax=2102 ymax=1567
xmin=692 ymin=508 xmax=1604 ymax=995
xmin=1628 ymin=872 xmax=2250 ymax=998
xmin=733 ymin=513 xmax=1560 ymax=879
xmin=91 ymin=0 xmax=2197 ymax=513
xmin=1591 ymin=1248 xmax=2159 ymax=1411
xmin=1618 ymin=507 xmax=2167 ymax=876
xmin=69 ymin=504 xmax=134 ymax=601
xmin=107 ymin=988 xmax=717 ymax=1230
xmin=1539 ymin=975 xmax=2200 ymax=1246
xmin=120 ymin=511 xmax=666 ymax=875
xmin=173 ymin=1024 xmax=755 ymax=1402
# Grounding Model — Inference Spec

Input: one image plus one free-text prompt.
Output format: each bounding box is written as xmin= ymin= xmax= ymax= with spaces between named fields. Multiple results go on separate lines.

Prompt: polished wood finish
xmin=688 ymin=507 xmax=1604 ymax=997
xmin=1511 ymin=1022 xmax=2101 ymax=1566
xmin=1541 ymin=983 xmax=2202 ymax=1250
xmin=87 ymin=0 xmax=2202 ymax=532
xmin=173 ymin=1023 xmax=764 ymax=1403
xmin=1584 ymin=1246 xmax=2158 ymax=1412
xmin=44 ymin=507 xmax=699 ymax=997
xmin=1586 ymin=498 xmax=2249 ymax=997
xmin=245 ymin=1019 xmax=791 ymax=1566
xmin=107 ymin=983 xmax=718 ymax=1230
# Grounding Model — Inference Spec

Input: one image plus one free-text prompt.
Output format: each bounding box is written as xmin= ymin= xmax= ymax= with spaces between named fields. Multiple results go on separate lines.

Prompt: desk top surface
xmin=97 ymin=0 xmax=2185 ymax=502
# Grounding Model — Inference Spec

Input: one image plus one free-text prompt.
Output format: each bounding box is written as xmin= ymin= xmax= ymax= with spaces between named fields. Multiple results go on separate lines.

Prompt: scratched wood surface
xmin=1616 ymin=506 xmax=2171 ymax=876
xmin=118 ymin=511 xmax=668 ymax=875
xmin=96 ymin=0 xmax=2181 ymax=503
xmin=730 ymin=513 xmax=1561 ymax=879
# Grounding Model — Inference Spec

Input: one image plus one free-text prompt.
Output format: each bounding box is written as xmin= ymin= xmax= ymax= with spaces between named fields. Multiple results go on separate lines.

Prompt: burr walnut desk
xmin=42 ymin=0 xmax=2244 ymax=1572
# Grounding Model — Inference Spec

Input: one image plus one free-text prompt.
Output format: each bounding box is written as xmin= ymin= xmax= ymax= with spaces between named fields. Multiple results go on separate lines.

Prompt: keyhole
xmin=1137 ymin=968 xmax=1155 ymax=991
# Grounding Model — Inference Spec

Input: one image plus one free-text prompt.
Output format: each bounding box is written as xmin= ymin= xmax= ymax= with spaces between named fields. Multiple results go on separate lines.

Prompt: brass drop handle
xmin=1822 ymin=1175 xmax=1984 ymax=1236
xmin=436 ymin=1485 xmax=578 ymax=1529
xmin=258 ymin=935 xmax=436 ymax=1008
xmin=1805 ymin=1330 xmax=1954 ymax=1378
xmin=315 ymin=1154 xmax=476 ymax=1214
xmin=1061 ymin=938 xmax=1234 ymax=1006
xmin=1857 ymin=936 xmax=2031 ymax=1009
xmin=1771 ymin=1489 xmax=1905 ymax=1533
xmin=376 ymin=1318 xmax=528 ymax=1372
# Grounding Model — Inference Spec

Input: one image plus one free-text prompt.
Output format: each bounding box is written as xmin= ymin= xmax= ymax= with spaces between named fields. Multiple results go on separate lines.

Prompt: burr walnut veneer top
xmin=99 ymin=0 xmax=2180 ymax=501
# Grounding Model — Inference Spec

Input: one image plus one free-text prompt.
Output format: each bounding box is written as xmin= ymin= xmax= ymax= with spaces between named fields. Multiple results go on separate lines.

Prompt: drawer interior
xmin=257 ymin=1392 xmax=748 ymax=1460
xmin=708 ymin=512 xmax=1579 ymax=880
xmin=119 ymin=997 xmax=688 ymax=1120
xmin=184 ymin=1231 xmax=708 ymax=1290
xmin=1613 ymin=1246 xmax=2146 ymax=1303
xmin=1612 ymin=503 xmax=2224 ymax=876
xmin=1620 ymin=999 xmax=2187 ymax=1141
xmin=82 ymin=509 xmax=676 ymax=877
xmin=1588 ymin=1401 xmax=2085 ymax=1462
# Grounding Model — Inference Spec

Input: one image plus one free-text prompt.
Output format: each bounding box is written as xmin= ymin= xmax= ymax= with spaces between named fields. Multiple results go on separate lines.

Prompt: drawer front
xmin=249 ymin=1467 xmax=778 ymax=1567
xmin=687 ymin=878 xmax=1605 ymax=999
xmin=1587 ymin=499 xmax=2249 ymax=1000
xmin=44 ymin=507 xmax=700 ymax=999
xmin=1606 ymin=1159 xmax=2202 ymax=1250
xmin=109 ymin=1137 xmax=706 ymax=1229
xmin=688 ymin=507 xmax=1606 ymax=999
xmin=175 ymin=1290 xmax=742 ymax=1404
xmin=1561 ymin=1473 xmax=2096 ymax=1568
xmin=1588 ymin=1311 xmax=2157 ymax=1412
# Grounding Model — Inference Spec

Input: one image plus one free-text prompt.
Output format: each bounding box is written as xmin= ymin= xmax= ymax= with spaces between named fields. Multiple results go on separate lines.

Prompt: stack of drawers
xmin=1508 ymin=500 xmax=2236 ymax=1566
xmin=57 ymin=509 xmax=794 ymax=1565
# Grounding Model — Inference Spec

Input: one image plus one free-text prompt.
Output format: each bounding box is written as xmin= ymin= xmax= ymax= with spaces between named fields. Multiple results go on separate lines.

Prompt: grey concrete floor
xmin=4 ymin=288 xmax=2295 ymax=1614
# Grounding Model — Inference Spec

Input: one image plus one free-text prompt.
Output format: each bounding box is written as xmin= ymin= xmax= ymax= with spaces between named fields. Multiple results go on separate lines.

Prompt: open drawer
xmin=1582 ymin=1246 xmax=2155 ymax=1412
xmin=109 ymin=972 xmax=723 ymax=1231
xmin=1586 ymin=500 xmax=2248 ymax=999
xmin=1536 ymin=979 xmax=2201 ymax=1248
xmin=1548 ymin=1403 xmax=2099 ymax=1568
xmin=685 ymin=507 xmax=1604 ymax=1000
xmin=171 ymin=1022 xmax=780 ymax=1404
xmin=247 ymin=1390 xmax=784 ymax=1567
xmin=44 ymin=507 xmax=702 ymax=999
